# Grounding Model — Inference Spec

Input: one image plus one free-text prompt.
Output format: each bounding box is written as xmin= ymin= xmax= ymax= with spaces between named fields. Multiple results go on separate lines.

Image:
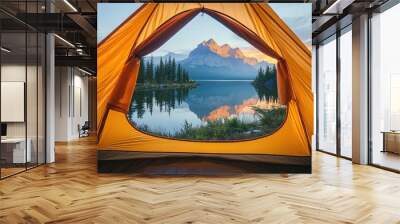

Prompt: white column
xmin=46 ymin=32 xmax=55 ymax=163
xmin=352 ymin=14 xmax=369 ymax=164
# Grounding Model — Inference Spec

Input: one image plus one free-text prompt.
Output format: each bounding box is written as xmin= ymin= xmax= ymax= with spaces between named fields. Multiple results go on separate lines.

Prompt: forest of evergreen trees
xmin=136 ymin=57 xmax=192 ymax=84
xmin=252 ymin=66 xmax=278 ymax=99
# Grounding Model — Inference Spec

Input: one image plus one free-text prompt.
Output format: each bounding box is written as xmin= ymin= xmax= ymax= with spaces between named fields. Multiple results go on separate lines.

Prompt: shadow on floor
xmin=98 ymin=156 xmax=311 ymax=176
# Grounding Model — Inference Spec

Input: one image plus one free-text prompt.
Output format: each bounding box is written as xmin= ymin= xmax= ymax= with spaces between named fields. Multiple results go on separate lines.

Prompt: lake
xmin=128 ymin=80 xmax=286 ymax=140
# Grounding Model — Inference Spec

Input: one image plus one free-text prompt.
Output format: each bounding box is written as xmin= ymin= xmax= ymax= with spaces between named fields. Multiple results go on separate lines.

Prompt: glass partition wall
xmin=317 ymin=35 xmax=337 ymax=155
xmin=0 ymin=2 xmax=46 ymax=179
xmin=315 ymin=1 xmax=400 ymax=172
xmin=370 ymin=3 xmax=400 ymax=171
xmin=316 ymin=26 xmax=352 ymax=159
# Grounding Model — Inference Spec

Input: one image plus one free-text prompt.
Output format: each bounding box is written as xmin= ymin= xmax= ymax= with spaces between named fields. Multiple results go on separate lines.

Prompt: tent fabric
xmin=97 ymin=3 xmax=313 ymax=156
xmin=99 ymin=101 xmax=309 ymax=156
xmin=134 ymin=9 xmax=202 ymax=57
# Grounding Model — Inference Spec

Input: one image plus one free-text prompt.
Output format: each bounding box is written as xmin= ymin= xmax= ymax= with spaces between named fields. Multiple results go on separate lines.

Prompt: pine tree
xmin=183 ymin=70 xmax=189 ymax=83
xmin=176 ymin=64 xmax=182 ymax=83
xmin=145 ymin=61 xmax=151 ymax=83
xmin=149 ymin=57 xmax=154 ymax=83
xmin=182 ymin=70 xmax=186 ymax=83
xmin=137 ymin=59 xmax=145 ymax=83
xmin=172 ymin=58 xmax=176 ymax=83
xmin=166 ymin=56 xmax=172 ymax=82
xmin=144 ymin=57 xmax=154 ymax=83
xmin=165 ymin=57 xmax=168 ymax=83
xmin=155 ymin=64 xmax=161 ymax=83
xmin=159 ymin=58 xmax=164 ymax=83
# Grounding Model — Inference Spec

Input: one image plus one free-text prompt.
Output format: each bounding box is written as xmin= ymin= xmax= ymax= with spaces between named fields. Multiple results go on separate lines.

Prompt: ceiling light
xmin=54 ymin=34 xmax=75 ymax=48
xmin=322 ymin=0 xmax=355 ymax=15
xmin=63 ymin=0 xmax=78 ymax=12
xmin=1 ymin=47 xmax=11 ymax=53
xmin=76 ymin=48 xmax=85 ymax=55
xmin=323 ymin=0 xmax=341 ymax=14
xmin=78 ymin=67 xmax=93 ymax=76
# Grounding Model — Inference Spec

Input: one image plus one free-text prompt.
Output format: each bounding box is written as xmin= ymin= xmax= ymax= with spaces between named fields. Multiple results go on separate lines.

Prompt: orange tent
xmin=97 ymin=3 xmax=312 ymax=156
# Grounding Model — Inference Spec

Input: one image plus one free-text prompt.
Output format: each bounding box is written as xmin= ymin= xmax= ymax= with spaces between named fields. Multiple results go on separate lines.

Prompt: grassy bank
xmin=136 ymin=106 xmax=286 ymax=140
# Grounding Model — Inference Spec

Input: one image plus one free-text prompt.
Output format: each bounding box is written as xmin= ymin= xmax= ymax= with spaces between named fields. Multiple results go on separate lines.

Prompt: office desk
xmin=1 ymin=138 xmax=31 ymax=164
xmin=382 ymin=131 xmax=400 ymax=154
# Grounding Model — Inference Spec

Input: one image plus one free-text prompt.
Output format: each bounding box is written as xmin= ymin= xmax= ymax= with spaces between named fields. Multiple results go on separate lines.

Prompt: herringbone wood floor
xmin=1 ymin=137 xmax=400 ymax=224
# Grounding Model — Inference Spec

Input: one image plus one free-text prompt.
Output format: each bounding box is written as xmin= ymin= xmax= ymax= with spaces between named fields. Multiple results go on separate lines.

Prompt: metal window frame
xmin=367 ymin=0 xmax=400 ymax=173
xmin=315 ymin=0 xmax=400 ymax=172
xmin=0 ymin=0 xmax=47 ymax=180
xmin=315 ymin=24 xmax=353 ymax=161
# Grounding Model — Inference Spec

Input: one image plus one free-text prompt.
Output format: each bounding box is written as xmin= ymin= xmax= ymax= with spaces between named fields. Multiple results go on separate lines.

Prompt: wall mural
xmin=97 ymin=3 xmax=312 ymax=173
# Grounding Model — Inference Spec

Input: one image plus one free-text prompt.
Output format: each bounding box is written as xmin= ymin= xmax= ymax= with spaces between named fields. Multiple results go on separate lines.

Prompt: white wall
xmin=72 ymin=72 xmax=89 ymax=138
xmin=54 ymin=67 xmax=89 ymax=141
xmin=1 ymin=63 xmax=46 ymax=164
xmin=1 ymin=64 xmax=36 ymax=138
xmin=55 ymin=66 xmax=69 ymax=141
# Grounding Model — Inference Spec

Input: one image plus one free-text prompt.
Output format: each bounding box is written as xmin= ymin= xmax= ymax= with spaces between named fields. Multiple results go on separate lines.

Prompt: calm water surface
xmin=128 ymin=80 xmax=281 ymax=135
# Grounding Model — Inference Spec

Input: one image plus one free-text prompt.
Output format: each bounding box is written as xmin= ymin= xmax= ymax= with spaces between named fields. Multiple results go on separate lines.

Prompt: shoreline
xmin=135 ymin=82 xmax=198 ymax=91
xmin=194 ymin=79 xmax=253 ymax=82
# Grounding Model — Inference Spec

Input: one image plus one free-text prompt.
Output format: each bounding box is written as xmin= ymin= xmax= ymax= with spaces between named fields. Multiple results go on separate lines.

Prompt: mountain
xmin=180 ymin=39 xmax=273 ymax=80
xmin=164 ymin=52 xmax=188 ymax=61
xmin=143 ymin=52 xmax=188 ymax=65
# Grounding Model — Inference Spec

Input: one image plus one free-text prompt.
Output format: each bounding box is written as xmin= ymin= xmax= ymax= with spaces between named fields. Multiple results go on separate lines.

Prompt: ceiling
xmin=0 ymin=0 xmax=391 ymax=75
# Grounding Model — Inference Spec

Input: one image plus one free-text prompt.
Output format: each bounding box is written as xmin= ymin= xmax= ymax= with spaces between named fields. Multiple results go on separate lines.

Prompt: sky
xmin=97 ymin=4 xmax=311 ymax=58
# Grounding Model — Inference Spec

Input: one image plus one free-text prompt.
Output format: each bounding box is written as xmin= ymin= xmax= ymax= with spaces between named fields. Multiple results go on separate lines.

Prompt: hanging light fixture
xmin=54 ymin=34 xmax=75 ymax=48
xmin=1 ymin=47 xmax=11 ymax=53
xmin=63 ymin=0 xmax=78 ymax=12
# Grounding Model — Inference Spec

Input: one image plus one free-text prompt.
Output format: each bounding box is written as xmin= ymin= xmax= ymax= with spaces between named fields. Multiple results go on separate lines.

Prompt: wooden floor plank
xmin=0 ymin=137 xmax=400 ymax=224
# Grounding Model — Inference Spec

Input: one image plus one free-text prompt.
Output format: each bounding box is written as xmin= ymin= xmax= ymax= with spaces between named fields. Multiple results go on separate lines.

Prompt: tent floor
xmin=97 ymin=151 xmax=311 ymax=174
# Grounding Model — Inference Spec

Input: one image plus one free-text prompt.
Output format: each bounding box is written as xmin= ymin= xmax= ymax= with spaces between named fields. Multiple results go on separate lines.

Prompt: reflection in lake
xmin=128 ymin=81 xmax=286 ymax=140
